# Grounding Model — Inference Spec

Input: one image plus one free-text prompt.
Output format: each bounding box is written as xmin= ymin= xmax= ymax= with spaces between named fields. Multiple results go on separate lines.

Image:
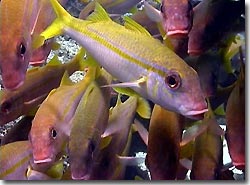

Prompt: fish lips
xmin=167 ymin=29 xmax=189 ymax=38
xmin=71 ymin=171 xmax=90 ymax=180
xmin=184 ymin=108 xmax=208 ymax=120
xmin=33 ymin=157 xmax=53 ymax=164
xmin=2 ymin=74 xmax=24 ymax=91
xmin=1 ymin=70 xmax=25 ymax=90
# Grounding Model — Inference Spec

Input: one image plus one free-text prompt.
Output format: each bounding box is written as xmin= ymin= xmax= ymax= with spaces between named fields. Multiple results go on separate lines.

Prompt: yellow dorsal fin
xmin=113 ymin=87 xmax=151 ymax=119
xmin=47 ymin=55 xmax=61 ymax=66
xmin=123 ymin=16 xmax=151 ymax=37
xmin=51 ymin=41 xmax=61 ymax=51
xmin=60 ymin=71 xmax=74 ymax=86
xmin=87 ymin=2 xmax=111 ymax=22
xmin=115 ymin=93 xmax=122 ymax=107
xmin=100 ymin=135 xmax=112 ymax=150
xmin=214 ymin=103 xmax=226 ymax=116
xmin=136 ymin=97 xmax=151 ymax=119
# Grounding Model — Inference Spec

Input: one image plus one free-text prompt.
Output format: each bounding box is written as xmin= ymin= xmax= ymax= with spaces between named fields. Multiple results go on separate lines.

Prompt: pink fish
xmin=160 ymin=0 xmax=193 ymax=38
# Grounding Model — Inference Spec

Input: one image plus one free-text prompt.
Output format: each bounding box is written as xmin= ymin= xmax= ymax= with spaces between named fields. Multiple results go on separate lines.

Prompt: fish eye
xmin=1 ymin=101 xmax=11 ymax=114
xmin=19 ymin=43 xmax=26 ymax=56
xmin=165 ymin=71 xmax=181 ymax=89
xmin=51 ymin=129 xmax=57 ymax=139
xmin=160 ymin=4 xmax=164 ymax=13
xmin=88 ymin=10 xmax=94 ymax=16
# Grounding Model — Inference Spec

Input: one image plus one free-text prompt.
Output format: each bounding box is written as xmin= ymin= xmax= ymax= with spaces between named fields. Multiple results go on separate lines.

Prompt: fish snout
xmin=1 ymin=72 xmax=24 ymax=90
xmin=32 ymin=147 xmax=54 ymax=164
xmin=165 ymin=14 xmax=190 ymax=38
xmin=180 ymin=99 xmax=208 ymax=120
xmin=34 ymin=157 xmax=53 ymax=164
xmin=71 ymin=170 xmax=90 ymax=180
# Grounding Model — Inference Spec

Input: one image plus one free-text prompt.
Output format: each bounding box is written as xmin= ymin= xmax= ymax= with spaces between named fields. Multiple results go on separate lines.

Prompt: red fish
xmin=160 ymin=0 xmax=193 ymax=38
xmin=225 ymin=64 xmax=245 ymax=170
xmin=146 ymin=104 xmax=184 ymax=180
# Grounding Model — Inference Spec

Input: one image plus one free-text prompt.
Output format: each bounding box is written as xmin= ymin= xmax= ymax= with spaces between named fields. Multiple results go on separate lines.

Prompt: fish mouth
xmin=184 ymin=109 xmax=208 ymax=120
xmin=167 ymin=30 xmax=189 ymax=38
xmin=185 ymin=109 xmax=208 ymax=116
xmin=187 ymin=49 xmax=203 ymax=56
xmin=3 ymin=79 xmax=24 ymax=91
xmin=34 ymin=158 xmax=52 ymax=164
xmin=72 ymin=173 xmax=90 ymax=180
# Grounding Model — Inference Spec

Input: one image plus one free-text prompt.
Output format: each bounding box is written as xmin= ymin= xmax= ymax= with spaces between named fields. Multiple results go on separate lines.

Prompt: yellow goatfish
xmin=35 ymin=0 xmax=208 ymax=118
xmin=29 ymin=65 xmax=98 ymax=164
xmin=69 ymin=69 xmax=112 ymax=180
xmin=0 ymin=0 xmax=67 ymax=90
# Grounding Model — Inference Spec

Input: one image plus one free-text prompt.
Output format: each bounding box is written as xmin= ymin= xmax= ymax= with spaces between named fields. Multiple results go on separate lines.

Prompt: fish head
xmin=29 ymin=114 xmax=65 ymax=164
xmin=0 ymin=36 xmax=31 ymax=90
xmin=161 ymin=0 xmax=193 ymax=38
xmin=149 ymin=62 xmax=208 ymax=119
xmin=0 ymin=0 xmax=38 ymax=90
xmin=69 ymin=139 xmax=96 ymax=180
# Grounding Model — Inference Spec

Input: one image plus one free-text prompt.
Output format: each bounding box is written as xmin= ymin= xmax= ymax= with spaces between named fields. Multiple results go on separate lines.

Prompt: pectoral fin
xmin=101 ymin=76 xmax=147 ymax=88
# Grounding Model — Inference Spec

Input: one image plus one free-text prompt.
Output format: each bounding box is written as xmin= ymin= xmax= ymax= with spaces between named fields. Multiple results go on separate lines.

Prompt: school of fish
xmin=0 ymin=0 xmax=245 ymax=181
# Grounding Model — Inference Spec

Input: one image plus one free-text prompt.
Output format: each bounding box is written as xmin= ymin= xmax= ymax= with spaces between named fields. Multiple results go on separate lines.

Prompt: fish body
xmin=29 ymin=65 xmax=97 ymax=164
xmin=0 ymin=53 xmax=83 ymax=126
xmin=225 ymin=66 xmax=245 ymax=170
xmin=0 ymin=141 xmax=32 ymax=180
xmin=90 ymin=96 xmax=140 ymax=180
xmin=0 ymin=0 xmax=68 ymax=90
xmin=188 ymin=0 xmax=244 ymax=55
xmin=79 ymin=0 xmax=141 ymax=19
xmin=37 ymin=0 xmax=208 ymax=118
xmin=190 ymin=110 xmax=223 ymax=180
xmin=69 ymin=69 xmax=112 ymax=180
xmin=146 ymin=104 xmax=184 ymax=180
xmin=1 ymin=116 xmax=33 ymax=145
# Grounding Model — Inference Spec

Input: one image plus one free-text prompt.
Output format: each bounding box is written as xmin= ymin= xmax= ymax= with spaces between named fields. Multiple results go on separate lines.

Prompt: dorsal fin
xmin=47 ymin=55 xmax=61 ymax=66
xmin=87 ymin=2 xmax=111 ymax=22
xmin=123 ymin=16 xmax=151 ymax=36
xmin=60 ymin=71 xmax=74 ymax=86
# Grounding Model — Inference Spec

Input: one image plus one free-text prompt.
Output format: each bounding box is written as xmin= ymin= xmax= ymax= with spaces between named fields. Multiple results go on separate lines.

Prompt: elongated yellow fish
xmin=36 ymin=0 xmax=208 ymax=118
xmin=69 ymin=69 xmax=112 ymax=180
xmin=29 ymin=65 xmax=98 ymax=164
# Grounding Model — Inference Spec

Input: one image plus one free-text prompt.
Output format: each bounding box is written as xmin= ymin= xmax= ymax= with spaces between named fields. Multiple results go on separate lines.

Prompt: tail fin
xmin=32 ymin=0 xmax=72 ymax=49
